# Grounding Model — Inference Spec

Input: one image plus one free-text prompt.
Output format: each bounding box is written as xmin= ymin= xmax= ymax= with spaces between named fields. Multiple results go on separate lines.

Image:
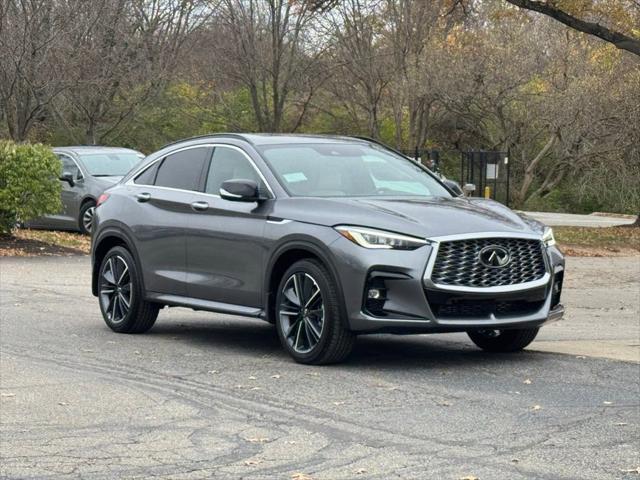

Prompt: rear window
xmin=152 ymin=147 xmax=211 ymax=191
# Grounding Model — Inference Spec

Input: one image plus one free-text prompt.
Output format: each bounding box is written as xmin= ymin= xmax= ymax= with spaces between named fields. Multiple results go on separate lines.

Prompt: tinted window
xmin=79 ymin=152 xmax=143 ymax=176
xmin=59 ymin=154 xmax=81 ymax=178
xmin=258 ymin=143 xmax=451 ymax=198
xmin=134 ymin=162 xmax=159 ymax=185
xmin=154 ymin=147 xmax=211 ymax=191
xmin=205 ymin=147 xmax=264 ymax=195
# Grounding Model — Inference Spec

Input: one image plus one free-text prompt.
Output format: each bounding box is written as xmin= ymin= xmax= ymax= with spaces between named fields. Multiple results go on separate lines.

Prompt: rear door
xmin=128 ymin=146 xmax=212 ymax=296
xmin=185 ymin=145 xmax=272 ymax=307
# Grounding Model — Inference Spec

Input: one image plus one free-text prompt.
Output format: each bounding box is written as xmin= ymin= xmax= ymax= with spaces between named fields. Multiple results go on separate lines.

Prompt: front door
xmin=185 ymin=145 xmax=271 ymax=307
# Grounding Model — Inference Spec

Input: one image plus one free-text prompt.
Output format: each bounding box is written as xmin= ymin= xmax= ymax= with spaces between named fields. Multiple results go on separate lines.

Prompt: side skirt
xmin=146 ymin=292 xmax=265 ymax=319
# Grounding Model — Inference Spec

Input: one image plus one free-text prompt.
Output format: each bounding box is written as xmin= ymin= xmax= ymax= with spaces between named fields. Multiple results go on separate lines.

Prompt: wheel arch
xmin=92 ymin=227 xmax=143 ymax=296
xmin=264 ymin=240 xmax=346 ymax=325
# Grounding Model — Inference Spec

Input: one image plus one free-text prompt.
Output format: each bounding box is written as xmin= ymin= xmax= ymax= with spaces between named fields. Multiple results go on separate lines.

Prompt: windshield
xmin=258 ymin=143 xmax=451 ymax=198
xmin=80 ymin=152 xmax=143 ymax=177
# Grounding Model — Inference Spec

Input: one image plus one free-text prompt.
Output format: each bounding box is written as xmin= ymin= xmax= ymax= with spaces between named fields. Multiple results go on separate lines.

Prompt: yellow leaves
xmin=522 ymin=76 xmax=549 ymax=95
xmin=588 ymin=43 xmax=621 ymax=71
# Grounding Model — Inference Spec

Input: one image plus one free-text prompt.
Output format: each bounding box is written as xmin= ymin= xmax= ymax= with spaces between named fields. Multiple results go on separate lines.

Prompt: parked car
xmin=91 ymin=134 xmax=565 ymax=364
xmin=26 ymin=146 xmax=144 ymax=234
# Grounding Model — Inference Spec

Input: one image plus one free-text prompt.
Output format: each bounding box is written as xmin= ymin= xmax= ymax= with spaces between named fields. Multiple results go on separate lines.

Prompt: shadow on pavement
xmin=146 ymin=317 xmax=552 ymax=370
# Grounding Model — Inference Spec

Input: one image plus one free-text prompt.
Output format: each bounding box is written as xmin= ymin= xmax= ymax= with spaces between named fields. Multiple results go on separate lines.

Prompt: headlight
xmin=543 ymin=227 xmax=556 ymax=247
xmin=335 ymin=226 xmax=427 ymax=250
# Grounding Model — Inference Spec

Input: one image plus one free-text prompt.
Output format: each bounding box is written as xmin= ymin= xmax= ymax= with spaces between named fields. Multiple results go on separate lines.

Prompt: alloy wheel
xmin=83 ymin=206 xmax=95 ymax=233
xmin=278 ymin=272 xmax=325 ymax=354
xmin=99 ymin=255 xmax=132 ymax=324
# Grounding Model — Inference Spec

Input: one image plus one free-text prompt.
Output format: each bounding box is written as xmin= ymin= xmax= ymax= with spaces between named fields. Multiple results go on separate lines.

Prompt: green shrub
xmin=0 ymin=141 xmax=62 ymax=234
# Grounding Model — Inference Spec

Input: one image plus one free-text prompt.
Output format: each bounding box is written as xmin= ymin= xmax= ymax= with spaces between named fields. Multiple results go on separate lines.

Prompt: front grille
xmin=425 ymin=287 xmax=547 ymax=319
xmin=428 ymin=296 xmax=545 ymax=319
xmin=431 ymin=237 xmax=546 ymax=288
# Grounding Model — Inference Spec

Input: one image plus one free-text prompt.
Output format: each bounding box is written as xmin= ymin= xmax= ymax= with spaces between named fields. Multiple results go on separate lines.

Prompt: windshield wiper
xmin=92 ymin=174 xmax=120 ymax=177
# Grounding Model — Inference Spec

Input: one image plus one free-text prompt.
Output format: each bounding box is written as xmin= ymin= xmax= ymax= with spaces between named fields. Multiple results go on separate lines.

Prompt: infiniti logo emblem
xmin=479 ymin=245 xmax=511 ymax=268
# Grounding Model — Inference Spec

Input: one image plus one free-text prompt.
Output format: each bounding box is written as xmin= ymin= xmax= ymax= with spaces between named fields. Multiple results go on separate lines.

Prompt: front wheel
xmin=467 ymin=328 xmax=539 ymax=352
xmin=275 ymin=259 xmax=355 ymax=364
xmin=98 ymin=246 xmax=159 ymax=333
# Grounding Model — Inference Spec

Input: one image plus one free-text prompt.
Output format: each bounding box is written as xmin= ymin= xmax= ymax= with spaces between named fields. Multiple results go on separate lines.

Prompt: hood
xmin=92 ymin=175 xmax=123 ymax=186
xmin=270 ymin=196 xmax=546 ymax=238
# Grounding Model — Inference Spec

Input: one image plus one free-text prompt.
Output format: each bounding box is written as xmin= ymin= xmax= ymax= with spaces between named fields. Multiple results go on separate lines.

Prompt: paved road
xmin=521 ymin=211 xmax=636 ymax=228
xmin=1 ymin=256 xmax=639 ymax=479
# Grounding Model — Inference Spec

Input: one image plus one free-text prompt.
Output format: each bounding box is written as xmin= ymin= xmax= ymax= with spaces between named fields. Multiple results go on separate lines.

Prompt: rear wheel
xmin=79 ymin=202 xmax=96 ymax=235
xmin=98 ymin=246 xmax=159 ymax=333
xmin=275 ymin=259 xmax=355 ymax=364
xmin=467 ymin=328 xmax=539 ymax=352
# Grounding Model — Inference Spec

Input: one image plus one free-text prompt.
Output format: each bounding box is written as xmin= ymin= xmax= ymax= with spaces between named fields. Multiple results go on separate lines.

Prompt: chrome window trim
xmin=125 ymin=143 xmax=275 ymax=198
xmin=422 ymin=231 xmax=550 ymax=293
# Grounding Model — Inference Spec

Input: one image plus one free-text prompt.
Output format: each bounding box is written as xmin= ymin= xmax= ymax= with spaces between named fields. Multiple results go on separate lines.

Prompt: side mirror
xmin=442 ymin=179 xmax=464 ymax=197
xmin=220 ymin=179 xmax=264 ymax=202
xmin=60 ymin=171 xmax=75 ymax=187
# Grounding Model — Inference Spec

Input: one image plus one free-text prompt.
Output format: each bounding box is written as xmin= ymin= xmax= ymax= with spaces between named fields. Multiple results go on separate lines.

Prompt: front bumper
xmin=330 ymin=234 xmax=565 ymax=333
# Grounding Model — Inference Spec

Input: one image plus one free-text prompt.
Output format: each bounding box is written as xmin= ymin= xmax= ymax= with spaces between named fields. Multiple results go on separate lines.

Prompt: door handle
xmin=191 ymin=201 xmax=209 ymax=211
xmin=136 ymin=192 xmax=151 ymax=203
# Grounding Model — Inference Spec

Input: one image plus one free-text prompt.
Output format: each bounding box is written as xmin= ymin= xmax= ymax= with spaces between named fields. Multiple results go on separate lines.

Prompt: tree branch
xmin=505 ymin=0 xmax=640 ymax=56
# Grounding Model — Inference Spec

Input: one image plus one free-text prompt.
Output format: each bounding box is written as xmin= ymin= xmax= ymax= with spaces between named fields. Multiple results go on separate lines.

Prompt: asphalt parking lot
xmin=1 ymin=255 xmax=639 ymax=479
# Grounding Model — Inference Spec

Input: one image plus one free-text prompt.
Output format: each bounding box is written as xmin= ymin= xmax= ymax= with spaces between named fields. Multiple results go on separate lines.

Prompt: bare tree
xmin=0 ymin=0 xmax=75 ymax=141
xmin=211 ymin=0 xmax=324 ymax=132
xmin=505 ymin=0 xmax=640 ymax=56
xmin=55 ymin=0 xmax=206 ymax=144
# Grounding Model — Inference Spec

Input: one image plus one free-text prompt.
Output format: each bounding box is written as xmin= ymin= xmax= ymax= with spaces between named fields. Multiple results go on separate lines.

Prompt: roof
xmin=53 ymin=146 xmax=143 ymax=155
xmin=159 ymin=133 xmax=371 ymax=150
xmin=238 ymin=133 xmax=369 ymax=146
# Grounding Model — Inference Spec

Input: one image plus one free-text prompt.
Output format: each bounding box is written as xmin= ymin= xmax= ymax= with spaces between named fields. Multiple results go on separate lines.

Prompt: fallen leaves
xmin=531 ymin=405 xmax=542 ymax=411
xmin=291 ymin=473 xmax=313 ymax=480
xmin=354 ymin=468 xmax=367 ymax=475
xmin=459 ymin=475 xmax=479 ymax=480
xmin=0 ymin=393 xmax=16 ymax=398
xmin=619 ymin=467 xmax=640 ymax=474
xmin=246 ymin=437 xmax=269 ymax=443
xmin=523 ymin=379 xmax=532 ymax=385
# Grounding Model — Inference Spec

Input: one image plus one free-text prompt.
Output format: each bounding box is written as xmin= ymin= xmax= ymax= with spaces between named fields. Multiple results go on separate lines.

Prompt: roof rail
xmin=158 ymin=133 xmax=254 ymax=151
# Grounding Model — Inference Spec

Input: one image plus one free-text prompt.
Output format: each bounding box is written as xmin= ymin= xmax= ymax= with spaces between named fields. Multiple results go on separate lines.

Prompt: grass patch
xmin=554 ymin=226 xmax=639 ymax=256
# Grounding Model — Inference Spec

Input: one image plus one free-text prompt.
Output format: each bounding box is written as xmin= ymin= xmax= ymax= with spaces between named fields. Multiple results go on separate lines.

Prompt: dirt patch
xmin=0 ymin=230 xmax=90 ymax=256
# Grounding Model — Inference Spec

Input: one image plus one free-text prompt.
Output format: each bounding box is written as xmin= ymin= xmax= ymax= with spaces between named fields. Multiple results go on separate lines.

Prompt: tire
xmin=467 ymin=328 xmax=539 ymax=353
xmin=97 ymin=245 xmax=159 ymax=333
xmin=275 ymin=259 xmax=355 ymax=364
xmin=79 ymin=201 xmax=96 ymax=235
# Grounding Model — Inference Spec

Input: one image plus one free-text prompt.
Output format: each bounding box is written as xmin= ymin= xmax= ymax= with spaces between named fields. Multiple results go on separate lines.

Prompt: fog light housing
xmin=367 ymin=288 xmax=383 ymax=300
xmin=364 ymin=277 xmax=387 ymax=316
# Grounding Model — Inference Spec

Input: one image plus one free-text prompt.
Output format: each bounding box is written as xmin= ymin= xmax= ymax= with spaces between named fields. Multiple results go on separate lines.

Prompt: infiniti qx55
xmin=91 ymin=134 xmax=564 ymax=364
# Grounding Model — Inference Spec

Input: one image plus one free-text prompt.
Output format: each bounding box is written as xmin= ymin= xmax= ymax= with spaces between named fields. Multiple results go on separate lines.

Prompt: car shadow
xmin=148 ymin=315 xmax=551 ymax=371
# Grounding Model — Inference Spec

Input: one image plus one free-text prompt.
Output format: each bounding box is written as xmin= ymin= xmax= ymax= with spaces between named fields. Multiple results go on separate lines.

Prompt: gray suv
xmin=91 ymin=134 xmax=565 ymax=364
xmin=27 ymin=146 xmax=144 ymax=234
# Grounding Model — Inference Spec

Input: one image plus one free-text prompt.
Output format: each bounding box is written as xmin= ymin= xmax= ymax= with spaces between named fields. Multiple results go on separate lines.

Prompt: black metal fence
xmin=401 ymin=148 xmax=511 ymax=206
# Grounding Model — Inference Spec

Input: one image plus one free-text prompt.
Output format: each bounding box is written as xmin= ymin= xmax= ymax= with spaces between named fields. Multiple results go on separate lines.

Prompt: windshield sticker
xmin=283 ymin=172 xmax=308 ymax=183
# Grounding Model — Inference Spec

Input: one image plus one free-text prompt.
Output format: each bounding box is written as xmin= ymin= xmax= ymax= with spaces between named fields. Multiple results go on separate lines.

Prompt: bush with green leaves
xmin=0 ymin=141 xmax=62 ymax=234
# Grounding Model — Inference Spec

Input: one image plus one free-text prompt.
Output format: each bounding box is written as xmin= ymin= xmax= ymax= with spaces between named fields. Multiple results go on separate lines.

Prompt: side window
xmin=134 ymin=162 xmax=159 ymax=185
xmin=154 ymin=147 xmax=211 ymax=191
xmin=205 ymin=147 xmax=264 ymax=195
xmin=59 ymin=154 xmax=81 ymax=179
